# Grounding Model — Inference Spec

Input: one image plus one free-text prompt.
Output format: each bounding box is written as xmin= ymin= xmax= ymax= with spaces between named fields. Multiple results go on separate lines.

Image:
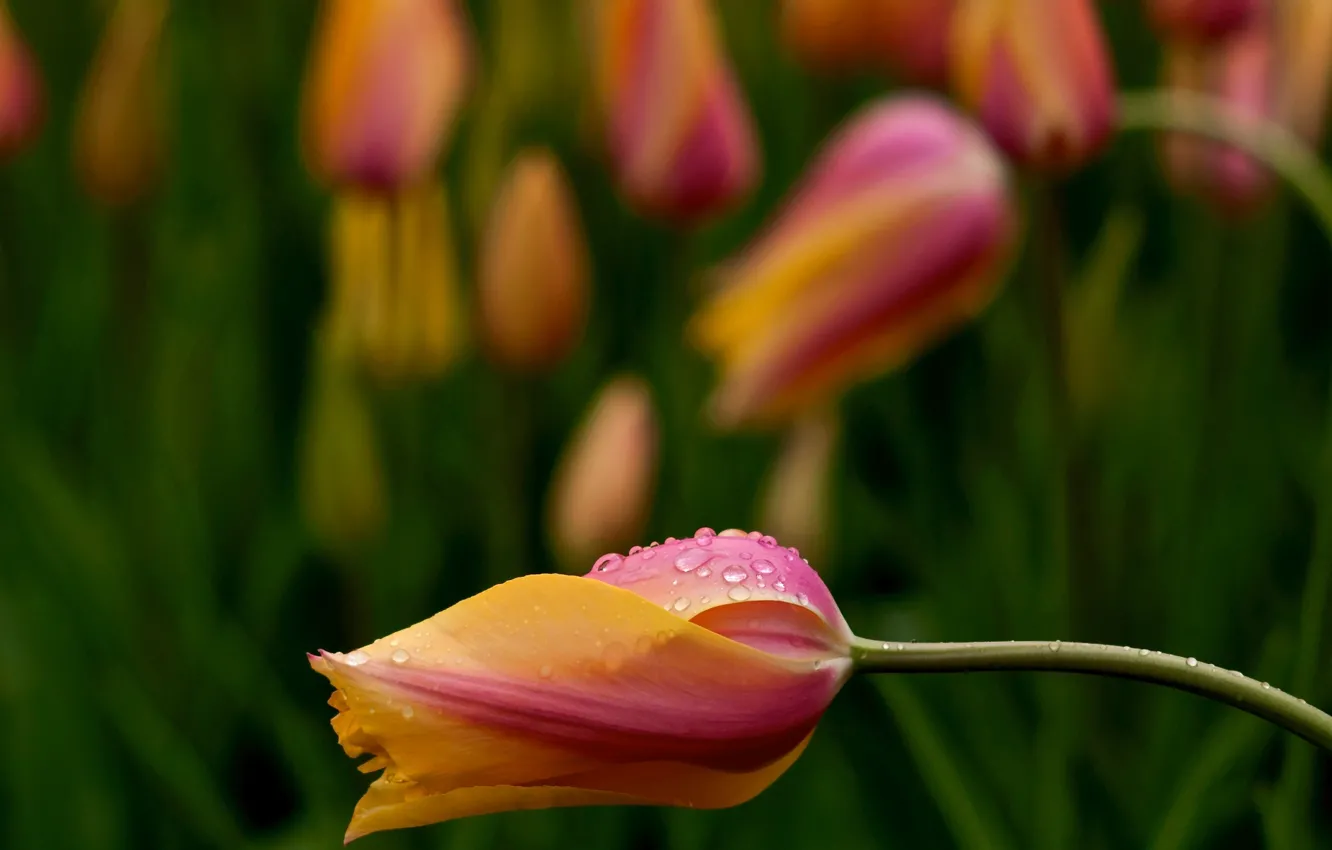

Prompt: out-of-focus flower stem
xmin=482 ymin=374 xmax=532 ymax=584
xmin=849 ymin=639 xmax=1332 ymax=752
xmin=1117 ymin=88 xmax=1332 ymax=850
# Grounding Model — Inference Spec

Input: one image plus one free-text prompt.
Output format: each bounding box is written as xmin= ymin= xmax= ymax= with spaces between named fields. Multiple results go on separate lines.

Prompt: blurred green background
xmin=1 ymin=1 xmax=1330 ymax=848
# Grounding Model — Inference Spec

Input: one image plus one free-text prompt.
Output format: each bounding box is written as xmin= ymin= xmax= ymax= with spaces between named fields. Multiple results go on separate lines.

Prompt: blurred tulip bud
xmin=477 ymin=148 xmax=590 ymax=372
xmin=1276 ymin=0 xmax=1332 ymax=145
xmin=778 ymin=0 xmax=956 ymax=86
xmin=1160 ymin=26 xmax=1274 ymax=214
xmin=758 ymin=411 xmax=839 ymax=569
xmin=690 ymin=97 xmax=1017 ymax=429
xmin=594 ymin=0 xmax=759 ymax=223
xmin=952 ymin=0 xmax=1116 ymax=171
xmin=73 ymin=0 xmax=168 ymax=206
xmin=327 ymin=180 xmax=464 ymax=383
xmin=0 ymin=2 xmax=44 ymax=161
xmin=548 ymin=375 xmax=658 ymax=569
xmin=301 ymin=0 xmax=472 ymax=191
xmin=1148 ymin=0 xmax=1259 ymax=42
xmin=299 ymin=330 xmax=389 ymax=556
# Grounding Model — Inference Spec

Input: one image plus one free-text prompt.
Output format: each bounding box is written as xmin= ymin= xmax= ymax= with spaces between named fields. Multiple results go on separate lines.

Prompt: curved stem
xmin=850 ymin=638 xmax=1332 ymax=752
xmin=1117 ymin=90 xmax=1332 ymax=246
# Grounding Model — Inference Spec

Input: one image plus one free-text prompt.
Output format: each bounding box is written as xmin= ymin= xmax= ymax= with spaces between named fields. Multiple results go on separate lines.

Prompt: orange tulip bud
xmin=73 ymin=0 xmax=168 ymax=206
xmin=1148 ymin=0 xmax=1260 ymax=42
xmin=1276 ymin=0 xmax=1332 ymax=145
xmin=778 ymin=0 xmax=956 ymax=86
xmin=547 ymin=375 xmax=658 ymax=568
xmin=0 ymin=1 xmax=44 ymax=161
xmin=477 ymin=148 xmax=590 ymax=372
xmin=301 ymin=0 xmax=472 ymax=191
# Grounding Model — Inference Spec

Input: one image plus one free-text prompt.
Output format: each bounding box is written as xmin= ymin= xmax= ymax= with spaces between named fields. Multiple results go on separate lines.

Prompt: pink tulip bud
xmin=547 ymin=375 xmax=658 ymax=569
xmin=1275 ymin=0 xmax=1332 ymax=146
xmin=310 ymin=529 xmax=852 ymax=840
xmin=778 ymin=0 xmax=956 ymax=86
xmin=477 ymin=148 xmax=590 ymax=372
xmin=1160 ymin=27 xmax=1274 ymax=214
xmin=0 ymin=2 xmax=43 ymax=161
xmin=301 ymin=0 xmax=472 ymax=191
xmin=952 ymin=0 xmax=1116 ymax=171
xmin=594 ymin=0 xmax=760 ymax=223
xmin=690 ymin=97 xmax=1017 ymax=428
xmin=73 ymin=0 xmax=168 ymax=206
xmin=1149 ymin=0 xmax=1260 ymax=42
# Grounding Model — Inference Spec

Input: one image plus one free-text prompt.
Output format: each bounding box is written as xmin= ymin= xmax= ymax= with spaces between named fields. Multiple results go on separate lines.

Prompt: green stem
xmin=850 ymin=638 xmax=1332 ymax=752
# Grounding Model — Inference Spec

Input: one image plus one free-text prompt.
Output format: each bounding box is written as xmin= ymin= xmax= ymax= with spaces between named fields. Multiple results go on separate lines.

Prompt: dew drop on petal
xmin=539 ymin=664 xmax=553 ymax=678
xmin=722 ymin=565 xmax=748 ymax=583
xmin=401 ymin=705 xmax=414 ymax=719
xmin=1186 ymin=657 xmax=1198 ymax=667
xmin=727 ymin=586 xmax=752 ymax=602
xmin=391 ymin=649 xmax=410 ymax=664
xmin=796 ymin=592 xmax=809 ymax=605
xmin=773 ymin=579 xmax=786 ymax=592
xmin=665 ymin=537 xmax=677 ymax=544
xmin=628 ymin=546 xmax=643 ymax=555
xmin=758 ymin=535 xmax=778 ymax=548
xmin=694 ymin=527 xmax=716 ymax=539
xmin=1139 ymin=648 xmax=1150 ymax=656
xmin=345 ymin=651 xmax=368 ymax=667
xmin=1262 ymin=682 xmax=1271 ymax=689
xmin=389 ymin=638 xmax=400 ymax=647
xmin=674 ymin=549 xmax=712 ymax=572
xmin=753 ymin=559 xmax=776 ymax=575
xmin=700 ymin=595 xmax=710 ymax=604
xmin=672 ymin=597 xmax=691 ymax=612
xmin=641 ymin=548 xmax=656 ymax=560
xmin=696 ymin=566 xmax=712 ymax=578
xmin=593 ymin=553 xmax=623 ymax=573
xmin=1049 ymin=641 xmax=1061 ymax=652
xmin=739 ymin=550 xmax=753 ymax=560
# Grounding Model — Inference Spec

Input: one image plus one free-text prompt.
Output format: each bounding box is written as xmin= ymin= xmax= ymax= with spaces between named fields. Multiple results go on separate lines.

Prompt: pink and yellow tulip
xmin=1148 ymin=0 xmax=1259 ymax=42
xmin=778 ymin=0 xmax=956 ymax=86
xmin=1276 ymin=0 xmax=1332 ymax=146
xmin=690 ymin=97 xmax=1017 ymax=428
xmin=952 ymin=0 xmax=1116 ymax=171
xmin=0 ymin=1 xmax=43 ymax=162
xmin=311 ymin=529 xmax=852 ymax=841
xmin=593 ymin=0 xmax=759 ymax=223
xmin=301 ymin=0 xmax=472 ymax=191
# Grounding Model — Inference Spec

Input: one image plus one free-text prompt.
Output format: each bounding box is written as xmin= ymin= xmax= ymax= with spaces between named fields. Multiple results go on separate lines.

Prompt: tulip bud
xmin=593 ymin=0 xmax=760 ymax=223
xmin=547 ymin=375 xmax=658 ymax=568
xmin=1160 ymin=27 xmax=1274 ymax=214
xmin=1276 ymin=0 xmax=1332 ymax=145
xmin=299 ymin=329 xmax=389 ymax=556
xmin=310 ymin=529 xmax=852 ymax=840
xmin=477 ymin=148 xmax=590 ymax=372
xmin=951 ymin=0 xmax=1116 ymax=171
xmin=758 ymin=411 xmax=839 ymax=569
xmin=690 ymin=96 xmax=1017 ymax=428
xmin=301 ymin=0 xmax=472 ymax=191
xmin=1148 ymin=0 xmax=1259 ymax=42
xmin=0 ymin=2 xmax=44 ymax=161
xmin=778 ymin=0 xmax=956 ymax=86
xmin=326 ymin=180 xmax=464 ymax=383
xmin=73 ymin=0 xmax=168 ymax=206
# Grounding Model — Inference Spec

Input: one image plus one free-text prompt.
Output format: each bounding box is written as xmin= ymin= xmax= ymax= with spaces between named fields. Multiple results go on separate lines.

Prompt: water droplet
xmin=700 ymin=595 xmax=710 ymax=604
xmin=628 ymin=546 xmax=643 ymax=555
xmin=539 ymin=664 xmax=553 ymax=678
xmin=748 ymin=530 xmax=762 ymax=539
xmin=1298 ymin=697 xmax=1307 ymax=704
xmin=671 ymin=579 xmax=679 ymax=586
xmin=882 ymin=642 xmax=892 ymax=650
xmin=796 ymin=592 xmax=810 ymax=606
xmin=1049 ymin=641 xmax=1061 ymax=652
xmin=665 ymin=537 xmax=678 ymax=544
xmin=672 ymin=597 xmax=691 ymax=612
xmin=739 ymin=550 xmax=753 ymax=560
xmin=758 ymin=535 xmax=778 ymax=548
xmin=1230 ymin=669 xmax=1243 ymax=678
xmin=1138 ymin=648 xmax=1150 ymax=656
xmin=1123 ymin=646 xmax=1132 ymax=651
xmin=753 ymin=559 xmax=776 ymax=575
xmin=392 ymin=649 xmax=410 ymax=664
xmin=593 ymin=553 xmax=623 ymax=573
xmin=641 ymin=548 xmax=656 ymax=560
xmin=401 ymin=705 xmax=414 ymax=719
xmin=389 ymin=638 xmax=400 ymax=647
xmin=674 ymin=549 xmax=713 ymax=572
xmin=694 ymin=527 xmax=716 ymax=544
xmin=1186 ymin=657 xmax=1198 ymax=667
xmin=650 ymin=541 xmax=659 ymax=547
xmin=345 ymin=651 xmax=368 ymax=667
xmin=696 ymin=566 xmax=712 ymax=578
xmin=773 ymin=579 xmax=787 ymax=592
xmin=728 ymin=586 xmax=752 ymax=602
xmin=898 ymin=643 xmax=907 ymax=651
xmin=722 ymin=565 xmax=748 ymax=583
xmin=719 ymin=528 xmax=748 ymax=538
xmin=756 ymin=578 xmax=766 ymax=588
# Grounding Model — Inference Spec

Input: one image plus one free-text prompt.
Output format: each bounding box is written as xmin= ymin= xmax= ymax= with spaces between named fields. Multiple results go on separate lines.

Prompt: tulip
xmin=951 ymin=0 xmax=1116 ymax=171
xmin=326 ymin=180 xmax=464 ymax=383
xmin=593 ymin=0 xmax=759 ymax=223
xmin=759 ymin=411 xmax=839 ymax=569
xmin=778 ymin=0 xmax=956 ymax=86
xmin=0 ymin=1 xmax=44 ymax=161
xmin=1160 ymin=26 xmax=1274 ymax=213
xmin=73 ymin=0 xmax=168 ymax=206
xmin=1275 ymin=0 xmax=1332 ymax=146
xmin=301 ymin=0 xmax=472 ymax=191
xmin=690 ymin=97 xmax=1017 ymax=428
xmin=477 ymin=148 xmax=590 ymax=372
xmin=310 ymin=528 xmax=853 ymax=840
xmin=547 ymin=375 xmax=658 ymax=569
xmin=1148 ymin=0 xmax=1259 ymax=42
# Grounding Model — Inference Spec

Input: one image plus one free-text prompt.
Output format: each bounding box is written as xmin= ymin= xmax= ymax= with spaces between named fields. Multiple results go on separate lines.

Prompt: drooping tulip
xmin=477 ymin=148 xmax=590 ymax=372
xmin=0 ymin=1 xmax=44 ymax=161
xmin=547 ymin=375 xmax=658 ymax=569
xmin=1160 ymin=25 xmax=1275 ymax=213
xmin=1148 ymin=0 xmax=1260 ymax=42
xmin=73 ymin=0 xmax=168 ymax=206
xmin=593 ymin=0 xmax=760 ymax=223
xmin=301 ymin=0 xmax=472 ymax=191
xmin=326 ymin=180 xmax=464 ymax=383
xmin=690 ymin=97 xmax=1017 ymax=428
xmin=759 ymin=411 xmax=839 ymax=569
xmin=1275 ymin=0 xmax=1332 ymax=146
xmin=778 ymin=0 xmax=956 ymax=86
xmin=310 ymin=528 xmax=853 ymax=841
xmin=951 ymin=0 xmax=1116 ymax=171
